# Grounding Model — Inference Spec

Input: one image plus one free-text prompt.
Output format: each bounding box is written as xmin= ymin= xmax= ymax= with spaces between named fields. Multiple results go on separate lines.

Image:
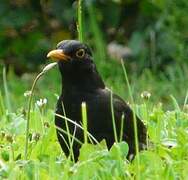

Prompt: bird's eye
xmin=76 ymin=49 xmax=85 ymax=58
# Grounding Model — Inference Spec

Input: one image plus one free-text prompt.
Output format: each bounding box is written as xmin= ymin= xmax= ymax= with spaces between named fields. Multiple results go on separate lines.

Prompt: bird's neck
xmin=60 ymin=65 xmax=105 ymax=93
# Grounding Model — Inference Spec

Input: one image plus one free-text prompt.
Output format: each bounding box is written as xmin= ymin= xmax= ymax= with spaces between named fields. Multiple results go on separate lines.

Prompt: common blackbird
xmin=47 ymin=40 xmax=146 ymax=160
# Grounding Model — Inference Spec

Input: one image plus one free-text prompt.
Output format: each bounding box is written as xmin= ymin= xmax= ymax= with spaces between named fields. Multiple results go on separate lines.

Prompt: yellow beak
xmin=47 ymin=49 xmax=70 ymax=61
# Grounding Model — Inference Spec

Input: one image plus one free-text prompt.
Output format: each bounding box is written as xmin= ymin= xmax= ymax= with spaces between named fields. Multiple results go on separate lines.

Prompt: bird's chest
xmin=61 ymin=91 xmax=111 ymax=131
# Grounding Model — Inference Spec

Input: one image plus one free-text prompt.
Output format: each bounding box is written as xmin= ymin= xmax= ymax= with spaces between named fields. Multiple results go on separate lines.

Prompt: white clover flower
xmin=36 ymin=99 xmax=42 ymax=107
xmin=36 ymin=98 xmax=47 ymax=107
xmin=141 ymin=91 xmax=151 ymax=100
xmin=43 ymin=98 xmax=47 ymax=104
xmin=24 ymin=90 xmax=32 ymax=97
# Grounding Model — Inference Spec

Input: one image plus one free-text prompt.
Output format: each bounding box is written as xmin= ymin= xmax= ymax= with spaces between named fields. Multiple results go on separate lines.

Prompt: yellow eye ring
xmin=76 ymin=49 xmax=85 ymax=58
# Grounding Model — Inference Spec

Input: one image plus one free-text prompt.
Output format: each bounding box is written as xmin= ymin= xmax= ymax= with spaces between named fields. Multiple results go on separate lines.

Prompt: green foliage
xmin=0 ymin=61 xmax=188 ymax=179
xmin=0 ymin=0 xmax=188 ymax=179
xmin=0 ymin=74 xmax=188 ymax=179
xmin=0 ymin=1 xmax=75 ymax=74
xmin=129 ymin=0 xmax=188 ymax=70
xmin=1 ymin=0 xmax=188 ymax=74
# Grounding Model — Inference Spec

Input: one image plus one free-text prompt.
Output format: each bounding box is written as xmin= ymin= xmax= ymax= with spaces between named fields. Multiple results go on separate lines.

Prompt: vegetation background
xmin=0 ymin=0 xmax=188 ymax=179
xmin=1 ymin=0 xmax=188 ymax=105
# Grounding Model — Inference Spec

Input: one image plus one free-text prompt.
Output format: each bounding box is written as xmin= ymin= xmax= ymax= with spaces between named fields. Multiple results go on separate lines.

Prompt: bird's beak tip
xmin=46 ymin=49 xmax=69 ymax=61
xmin=46 ymin=52 xmax=51 ymax=58
xmin=46 ymin=49 xmax=59 ymax=59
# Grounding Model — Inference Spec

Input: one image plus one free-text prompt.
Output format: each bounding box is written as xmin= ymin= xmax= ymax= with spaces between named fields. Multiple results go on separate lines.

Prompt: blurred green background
xmin=0 ymin=0 xmax=188 ymax=109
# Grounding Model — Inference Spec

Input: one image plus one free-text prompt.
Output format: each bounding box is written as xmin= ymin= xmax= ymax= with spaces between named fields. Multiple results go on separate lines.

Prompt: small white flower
xmin=36 ymin=98 xmax=47 ymax=107
xmin=43 ymin=98 xmax=47 ymax=104
xmin=141 ymin=91 xmax=151 ymax=100
xmin=36 ymin=99 xmax=42 ymax=107
xmin=24 ymin=90 xmax=32 ymax=97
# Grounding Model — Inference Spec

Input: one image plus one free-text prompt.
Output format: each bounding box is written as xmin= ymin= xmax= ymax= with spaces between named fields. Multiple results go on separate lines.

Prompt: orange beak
xmin=47 ymin=49 xmax=71 ymax=61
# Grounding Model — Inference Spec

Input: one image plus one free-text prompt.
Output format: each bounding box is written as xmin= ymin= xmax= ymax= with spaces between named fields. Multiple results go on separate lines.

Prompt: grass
xmin=24 ymin=62 xmax=57 ymax=160
xmin=81 ymin=102 xmax=88 ymax=144
xmin=0 ymin=61 xmax=188 ymax=179
xmin=1 ymin=1 xmax=188 ymax=179
xmin=121 ymin=60 xmax=140 ymax=179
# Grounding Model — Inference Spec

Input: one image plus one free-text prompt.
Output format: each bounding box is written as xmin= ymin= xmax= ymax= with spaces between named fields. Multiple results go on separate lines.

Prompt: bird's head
xmin=47 ymin=40 xmax=93 ymax=68
xmin=47 ymin=40 xmax=105 ymax=89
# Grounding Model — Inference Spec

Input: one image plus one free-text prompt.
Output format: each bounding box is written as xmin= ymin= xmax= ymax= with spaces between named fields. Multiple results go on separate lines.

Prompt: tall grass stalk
xmin=121 ymin=59 xmax=140 ymax=179
xmin=3 ymin=67 xmax=12 ymax=112
xmin=61 ymin=102 xmax=75 ymax=162
xmin=144 ymin=101 xmax=149 ymax=149
xmin=39 ymin=108 xmax=45 ymax=134
xmin=0 ymin=91 xmax=5 ymax=116
xmin=87 ymin=4 xmax=106 ymax=62
xmin=24 ymin=62 xmax=57 ymax=159
xmin=24 ymin=72 xmax=43 ymax=159
xmin=78 ymin=0 xmax=83 ymax=42
xmin=119 ymin=114 xmax=125 ymax=142
xmin=170 ymin=95 xmax=180 ymax=111
xmin=55 ymin=113 xmax=100 ymax=145
xmin=110 ymin=89 xmax=118 ymax=143
xmin=56 ymin=126 xmax=83 ymax=146
xmin=10 ymin=143 xmax=14 ymax=161
xmin=183 ymin=90 xmax=188 ymax=108
xmin=150 ymin=30 xmax=156 ymax=71
xmin=81 ymin=102 xmax=88 ymax=144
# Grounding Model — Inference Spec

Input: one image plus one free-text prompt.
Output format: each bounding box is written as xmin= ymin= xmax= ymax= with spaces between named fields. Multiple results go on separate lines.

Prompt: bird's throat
xmin=60 ymin=67 xmax=105 ymax=92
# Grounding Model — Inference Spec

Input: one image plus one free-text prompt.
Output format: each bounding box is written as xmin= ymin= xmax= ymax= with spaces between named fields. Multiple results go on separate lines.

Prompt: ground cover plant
xmin=1 ymin=0 xmax=188 ymax=179
xmin=1 ymin=63 xmax=188 ymax=179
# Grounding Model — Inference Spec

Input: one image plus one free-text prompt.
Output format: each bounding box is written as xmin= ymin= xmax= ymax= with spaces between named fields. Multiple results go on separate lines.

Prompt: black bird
xmin=47 ymin=40 xmax=146 ymax=160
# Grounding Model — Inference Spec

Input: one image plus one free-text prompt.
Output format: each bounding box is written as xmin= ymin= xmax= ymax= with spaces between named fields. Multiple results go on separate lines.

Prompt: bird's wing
xmin=112 ymin=93 xmax=147 ymax=149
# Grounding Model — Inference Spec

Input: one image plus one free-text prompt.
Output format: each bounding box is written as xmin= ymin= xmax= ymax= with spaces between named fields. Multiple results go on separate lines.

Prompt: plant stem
xmin=81 ymin=102 xmax=88 ymax=144
xmin=10 ymin=143 xmax=14 ymax=161
xmin=24 ymin=62 xmax=57 ymax=160
xmin=144 ymin=101 xmax=149 ymax=149
xmin=0 ymin=91 xmax=5 ymax=116
xmin=121 ymin=59 xmax=140 ymax=180
xmin=110 ymin=89 xmax=118 ymax=143
xmin=78 ymin=0 xmax=83 ymax=42
xmin=24 ymin=72 xmax=44 ymax=160
xmin=61 ymin=102 xmax=75 ymax=162
xmin=40 ymin=108 xmax=45 ymax=134
xmin=119 ymin=114 xmax=125 ymax=142
xmin=183 ymin=90 xmax=188 ymax=108
xmin=55 ymin=113 xmax=100 ymax=145
xmin=3 ymin=67 xmax=12 ymax=112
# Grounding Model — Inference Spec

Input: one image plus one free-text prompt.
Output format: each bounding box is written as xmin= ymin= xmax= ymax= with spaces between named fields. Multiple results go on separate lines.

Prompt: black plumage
xmin=47 ymin=40 xmax=146 ymax=160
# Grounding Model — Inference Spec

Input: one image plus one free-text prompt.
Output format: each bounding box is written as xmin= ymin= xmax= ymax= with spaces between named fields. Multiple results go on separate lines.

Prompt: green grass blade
xmin=87 ymin=4 xmax=106 ymax=61
xmin=24 ymin=63 xmax=57 ymax=160
xmin=3 ymin=67 xmax=12 ymax=112
xmin=61 ymin=102 xmax=75 ymax=162
xmin=0 ymin=91 xmax=5 ymax=116
xmin=24 ymin=72 xmax=43 ymax=159
xmin=170 ymin=95 xmax=180 ymax=111
xmin=121 ymin=59 xmax=140 ymax=179
xmin=183 ymin=90 xmax=188 ymax=107
xmin=55 ymin=113 xmax=100 ymax=145
xmin=77 ymin=0 xmax=83 ymax=42
xmin=81 ymin=102 xmax=88 ymax=144
xmin=110 ymin=89 xmax=118 ymax=143
xmin=119 ymin=114 xmax=125 ymax=142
